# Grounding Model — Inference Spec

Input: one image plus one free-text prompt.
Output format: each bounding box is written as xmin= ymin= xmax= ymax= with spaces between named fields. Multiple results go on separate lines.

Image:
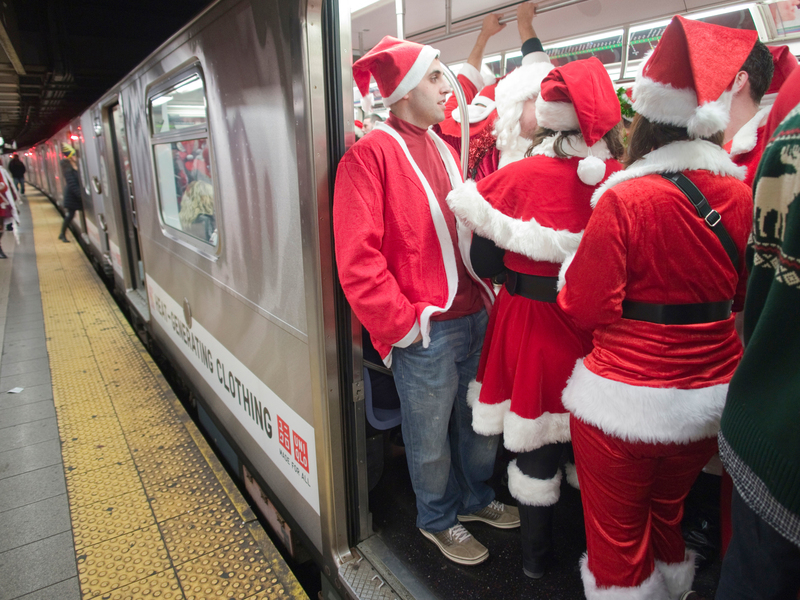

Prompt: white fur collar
xmin=591 ymin=139 xmax=746 ymax=208
xmin=529 ymin=134 xmax=612 ymax=160
xmin=498 ymin=144 xmax=529 ymax=169
xmin=729 ymin=106 xmax=771 ymax=157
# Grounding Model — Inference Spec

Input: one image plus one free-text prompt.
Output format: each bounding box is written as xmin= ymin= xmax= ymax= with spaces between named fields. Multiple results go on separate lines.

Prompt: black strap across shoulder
xmin=660 ymin=172 xmax=740 ymax=271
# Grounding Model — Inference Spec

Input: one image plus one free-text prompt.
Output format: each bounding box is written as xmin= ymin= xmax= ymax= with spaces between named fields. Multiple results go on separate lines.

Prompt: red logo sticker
xmin=277 ymin=416 xmax=291 ymax=453
xmin=292 ymin=431 xmax=309 ymax=473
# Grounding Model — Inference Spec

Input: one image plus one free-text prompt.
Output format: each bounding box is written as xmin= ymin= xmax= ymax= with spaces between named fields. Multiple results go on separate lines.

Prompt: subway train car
xmin=17 ymin=0 xmax=800 ymax=597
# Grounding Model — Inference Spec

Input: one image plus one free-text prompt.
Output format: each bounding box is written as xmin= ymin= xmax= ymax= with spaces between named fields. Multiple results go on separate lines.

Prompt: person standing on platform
xmin=447 ymin=57 xmax=624 ymax=580
xmin=58 ymin=144 xmax=82 ymax=243
xmin=557 ymin=16 xmax=758 ymax=599
xmin=714 ymin=65 xmax=800 ymax=600
xmin=333 ymin=36 xmax=518 ymax=567
xmin=8 ymin=153 xmax=26 ymax=197
xmin=0 ymin=165 xmax=20 ymax=258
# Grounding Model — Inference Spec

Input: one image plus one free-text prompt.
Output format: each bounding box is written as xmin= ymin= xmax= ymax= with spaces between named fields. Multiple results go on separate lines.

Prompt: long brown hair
xmin=525 ymin=123 xmax=625 ymax=161
xmin=625 ymin=114 xmax=724 ymax=166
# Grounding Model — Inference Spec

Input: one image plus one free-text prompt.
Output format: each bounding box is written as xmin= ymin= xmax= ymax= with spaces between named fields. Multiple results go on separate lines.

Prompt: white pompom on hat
xmin=353 ymin=36 xmax=440 ymax=107
xmin=535 ymin=57 xmax=621 ymax=185
xmin=631 ymin=15 xmax=759 ymax=138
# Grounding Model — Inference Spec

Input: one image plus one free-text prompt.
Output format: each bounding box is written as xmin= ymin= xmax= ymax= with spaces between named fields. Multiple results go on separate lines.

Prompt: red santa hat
xmin=534 ymin=57 xmax=621 ymax=185
xmin=632 ymin=15 xmax=759 ymax=138
xmin=766 ymin=45 xmax=799 ymax=95
xmin=353 ymin=36 xmax=440 ymax=107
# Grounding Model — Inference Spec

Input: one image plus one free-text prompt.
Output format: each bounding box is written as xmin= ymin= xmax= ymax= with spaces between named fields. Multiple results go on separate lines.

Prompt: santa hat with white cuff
xmin=631 ymin=15 xmax=759 ymax=139
xmin=353 ymin=36 xmax=440 ymax=107
xmin=534 ymin=56 xmax=621 ymax=185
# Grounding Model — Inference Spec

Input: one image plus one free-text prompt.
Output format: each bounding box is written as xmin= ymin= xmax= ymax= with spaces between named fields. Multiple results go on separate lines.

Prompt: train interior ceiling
xmin=11 ymin=0 xmax=800 ymax=599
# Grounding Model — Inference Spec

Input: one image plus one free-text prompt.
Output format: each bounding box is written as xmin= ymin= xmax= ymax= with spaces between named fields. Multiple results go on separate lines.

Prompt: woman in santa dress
xmin=447 ymin=56 xmax=624 ymax=579
xmin=557 ymin=16 xmax=758 ymax=600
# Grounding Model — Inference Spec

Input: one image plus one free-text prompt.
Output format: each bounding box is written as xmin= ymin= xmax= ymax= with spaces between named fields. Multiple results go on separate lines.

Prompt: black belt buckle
xmin=505 ymin=270 xmax=518 ymax=296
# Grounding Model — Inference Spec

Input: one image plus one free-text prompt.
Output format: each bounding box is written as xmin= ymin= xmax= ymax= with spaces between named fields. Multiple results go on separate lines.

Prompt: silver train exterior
xmin=22 ymin=0 xmax=367 ymax=595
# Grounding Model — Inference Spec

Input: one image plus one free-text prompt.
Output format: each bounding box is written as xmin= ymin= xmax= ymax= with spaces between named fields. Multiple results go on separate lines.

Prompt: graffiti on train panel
xmin=145 ymin=275 xmax=321 ymax=513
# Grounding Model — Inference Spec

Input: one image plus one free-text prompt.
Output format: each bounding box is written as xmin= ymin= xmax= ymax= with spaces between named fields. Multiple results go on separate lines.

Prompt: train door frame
xmin=106 ymin=97 xmax=149 ymax=318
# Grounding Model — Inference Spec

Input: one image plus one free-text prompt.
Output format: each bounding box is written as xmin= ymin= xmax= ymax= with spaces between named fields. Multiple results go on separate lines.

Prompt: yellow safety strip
xmin=29 ymin=192 xmax=308 ymax=600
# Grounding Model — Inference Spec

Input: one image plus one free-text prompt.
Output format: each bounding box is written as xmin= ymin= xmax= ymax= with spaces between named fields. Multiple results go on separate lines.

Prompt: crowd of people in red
xmin=335 ymin=6 xmax=800 ymax=599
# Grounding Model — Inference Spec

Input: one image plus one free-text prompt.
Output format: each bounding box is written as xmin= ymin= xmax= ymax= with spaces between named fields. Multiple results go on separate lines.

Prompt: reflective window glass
xmin=153 ymin=137 xmax=217 ymax=245
xmin=150 ymin=75 xmax=207 ymax=133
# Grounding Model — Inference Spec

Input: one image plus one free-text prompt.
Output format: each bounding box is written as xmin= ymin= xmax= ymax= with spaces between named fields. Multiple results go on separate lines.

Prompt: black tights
xmin=59 ymin=208 xmax=77 ymax=238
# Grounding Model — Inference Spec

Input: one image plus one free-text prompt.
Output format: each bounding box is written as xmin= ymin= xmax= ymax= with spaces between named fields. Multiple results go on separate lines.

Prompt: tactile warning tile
xmin=65 ymin=460 xmax=142 ymax=507
xmin=77 ymin=524 xmax=172 ymax=597
xmin=147 ymin=470 xmax=229 ymax=522
xmin=159 ymin=502 xmax=250 ymax=566
xmin=28 ymin=194 xmax=307 ymax=599
xmin=135 ymin=443 xmax=208 ymax=489
xmin=71 ymin=490 xmax=154 ymax=551
xmin=83 ymin=567 xmax=184 ymax=600
xmin=175 ymin=537 xmax=278 ymax=600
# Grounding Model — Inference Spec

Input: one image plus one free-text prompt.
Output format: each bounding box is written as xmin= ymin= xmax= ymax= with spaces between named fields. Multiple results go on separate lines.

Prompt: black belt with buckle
xmin=504 ymin=271 xmax=559 ymax=303
xmin=621 ymin=299 xmax=733 ymax=325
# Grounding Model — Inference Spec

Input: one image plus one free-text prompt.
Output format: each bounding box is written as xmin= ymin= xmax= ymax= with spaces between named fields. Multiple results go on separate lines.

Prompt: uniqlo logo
xmin=277 ymin=416 xmax=291 ymax=452
xmin=292 ymin=431 xmax=309 ymax=473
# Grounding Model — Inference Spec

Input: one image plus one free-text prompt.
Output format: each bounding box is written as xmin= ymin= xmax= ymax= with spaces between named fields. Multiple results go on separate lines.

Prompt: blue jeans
xmin=391 ymin=309 xmax=498 ymax=533
xmin=13 ymin=177 xmax=24 ymax=195
xmin=716 ymin=486 xmax=800 ymax=599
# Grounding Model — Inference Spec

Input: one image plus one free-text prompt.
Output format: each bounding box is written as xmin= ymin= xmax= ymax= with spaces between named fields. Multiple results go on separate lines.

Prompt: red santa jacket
xmin=334 ymin=122 xmax=493 ymax=366
xmin=725 ymin=106 xmax=771 ymax=188
xmin=558 ymin=139 xmax=753 ymax=445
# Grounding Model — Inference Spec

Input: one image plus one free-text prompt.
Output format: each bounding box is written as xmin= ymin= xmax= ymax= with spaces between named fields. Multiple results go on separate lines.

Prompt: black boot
xmin=520 ymin=504 xmax=555 ymax=579
xmin=0 ymin=247 xmax=6 ymax=259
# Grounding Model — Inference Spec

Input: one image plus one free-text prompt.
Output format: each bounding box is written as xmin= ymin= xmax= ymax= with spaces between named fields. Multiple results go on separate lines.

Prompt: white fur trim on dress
xmin=656 ymin=550 xmax=697 ymax=599
xmin=508 ymin=459 xmax=562 ymax=506
xmin=494 ymin=60 xmax=555 ymax=164
xmin=383 ymin=45 xmax=440 ymax=106
xmin=632 ymin=49 xmax=732 ymax=139
xmin=447 ymin=179 xmax=583 ymax=264
xmin=729 ymin=106 xmax=771 ymax=157
xmin=590 ymin=139 xmax=746 ymax=208
xmin=563 ymin=360 xmax=727 ymax=445
xmin=503 ymin=411 xmax=571 ymax=453
xmin=564 ymin=462 xmax=580 ymax=490
xmin=581 ymin=553 xmax=669 ymax=600
xmin=469 ymin=383 xmax=511 ymax=436
xmin=536 ymin=99 xmax=580 ymax=132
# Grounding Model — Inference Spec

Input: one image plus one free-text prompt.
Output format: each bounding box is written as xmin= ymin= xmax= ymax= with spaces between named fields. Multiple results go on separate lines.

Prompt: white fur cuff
xmin=503 ymin=411 xmax=571 ymax=453
xmin=564 ymin=462 xmax=580 ymax=490
xmin=656 ymin=550 xmax=697 ymax=598
xmin=580 ymin=553 xmax=669 ymax=600
xmin=507 ymin=459 xmax=562 ymax=506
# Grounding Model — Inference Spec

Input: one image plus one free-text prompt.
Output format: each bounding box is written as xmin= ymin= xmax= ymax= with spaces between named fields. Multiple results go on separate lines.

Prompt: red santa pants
xmin=571 ymin=414 xmax=717 ymax=595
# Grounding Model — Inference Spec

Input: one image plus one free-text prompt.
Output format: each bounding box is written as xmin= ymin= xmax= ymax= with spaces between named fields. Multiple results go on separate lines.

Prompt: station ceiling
xmin=0 ymin=0 xmax=213 ymax=150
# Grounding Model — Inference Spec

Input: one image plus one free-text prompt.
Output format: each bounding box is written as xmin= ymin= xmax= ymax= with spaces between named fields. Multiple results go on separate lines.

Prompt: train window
xmin=150 ymin=75 xmax=207 ymax=133
xmin=544 ymin=29 xmax=624 ymax=80
xmin=149 ymin=69 xmax=218 ymax=249
xmin=152 ymin=138 xmax=216 ymax=244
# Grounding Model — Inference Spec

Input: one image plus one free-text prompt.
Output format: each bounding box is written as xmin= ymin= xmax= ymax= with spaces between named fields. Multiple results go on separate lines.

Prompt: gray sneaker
xmin=458 ymin=500 xmax=520 ymax=529
xmin=420 ymin=524 xmax=489 ymax=565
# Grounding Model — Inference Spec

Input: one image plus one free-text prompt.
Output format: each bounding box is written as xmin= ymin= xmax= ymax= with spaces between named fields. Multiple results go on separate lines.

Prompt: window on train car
xmin=544 ymin=29 xmax=625 ymax=79
xmin=152 ymin=138 xmax=217 ymax=246
xmin=624 ymin=6 xmax=757 ymax=78
xmin=150 ymin=75 xmax=207 ymax=133
xmin=149 ymin=72 xmax=217 ymax=248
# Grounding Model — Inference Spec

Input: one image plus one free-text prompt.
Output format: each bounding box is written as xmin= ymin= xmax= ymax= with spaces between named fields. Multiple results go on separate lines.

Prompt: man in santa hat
xmin=333 ymin=35 xmax=518 ymax=567
xmin=435 ymin=2 xmax=554 ymax=178
xmin=724 ymin=44 xmax=799 ymax=188
xmin=557 ymin=15 xmax=758 ymax=599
